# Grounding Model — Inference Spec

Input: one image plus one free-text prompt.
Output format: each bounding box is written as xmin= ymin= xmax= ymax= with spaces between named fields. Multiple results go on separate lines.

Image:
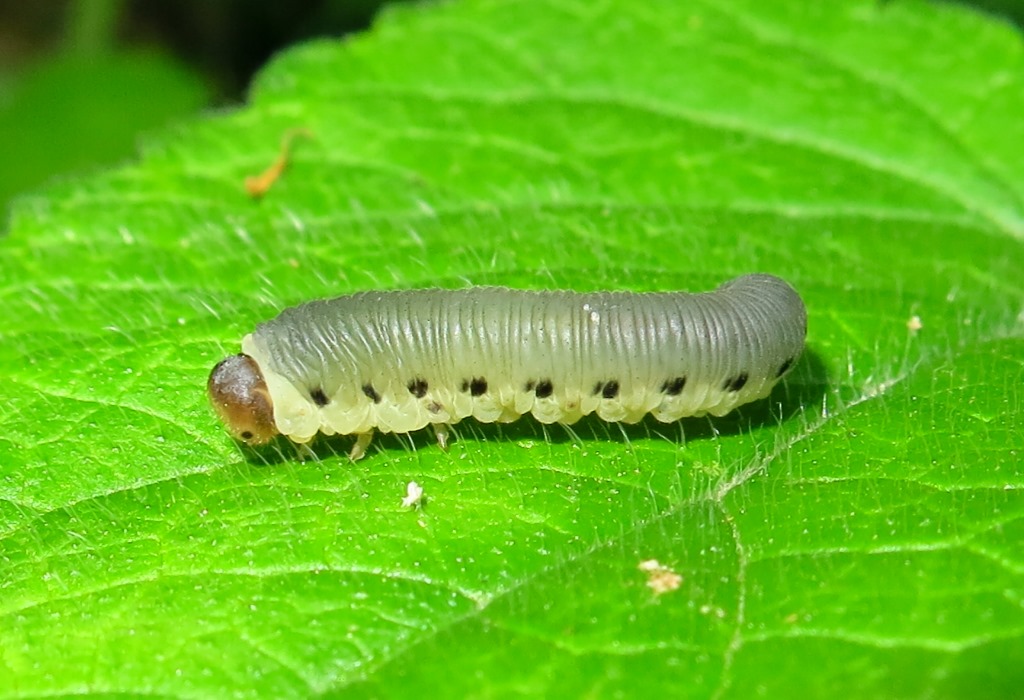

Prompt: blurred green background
xmin=0 ymin=0 xmax=393 ymax=220
xmin=0 ymin=0 xmax=1020 ymax=223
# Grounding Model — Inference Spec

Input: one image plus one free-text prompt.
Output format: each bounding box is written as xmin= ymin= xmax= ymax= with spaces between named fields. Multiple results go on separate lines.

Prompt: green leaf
xmin=2 ymin=0 xmax=1022 ymax=697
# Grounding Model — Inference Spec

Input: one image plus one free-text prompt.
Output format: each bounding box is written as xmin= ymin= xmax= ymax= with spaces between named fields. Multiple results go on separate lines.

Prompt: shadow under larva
xmin=208 ymin=274 xmax=809 ymax=461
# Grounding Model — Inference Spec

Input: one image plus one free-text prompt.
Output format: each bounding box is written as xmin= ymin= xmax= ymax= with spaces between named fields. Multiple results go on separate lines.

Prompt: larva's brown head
xmin=207 ymin=354 xmax=278 ymax=445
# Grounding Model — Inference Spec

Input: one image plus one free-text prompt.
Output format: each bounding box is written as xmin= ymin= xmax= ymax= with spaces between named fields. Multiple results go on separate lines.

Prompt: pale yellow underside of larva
xmin=242 ymin=333 xmax=775 ymax=444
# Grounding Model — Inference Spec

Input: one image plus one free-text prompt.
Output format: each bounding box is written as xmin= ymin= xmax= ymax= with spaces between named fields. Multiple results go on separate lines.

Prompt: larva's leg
xmin=293 ymin=441 xmax=318 ymax=462
xmin=433 ymin=423 xmax=451 ymax=451
xmin=349 ymin=431 xmax=374 ymax=461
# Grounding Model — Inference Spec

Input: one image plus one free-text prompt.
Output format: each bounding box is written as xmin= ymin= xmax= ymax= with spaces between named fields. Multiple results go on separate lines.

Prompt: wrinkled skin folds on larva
xmin=209 ymin=274 xmax=807 ymax=452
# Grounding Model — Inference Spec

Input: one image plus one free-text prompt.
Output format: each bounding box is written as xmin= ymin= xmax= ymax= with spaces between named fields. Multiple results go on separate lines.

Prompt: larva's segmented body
xmin=208 ymin=274 xmax=806 ymax=459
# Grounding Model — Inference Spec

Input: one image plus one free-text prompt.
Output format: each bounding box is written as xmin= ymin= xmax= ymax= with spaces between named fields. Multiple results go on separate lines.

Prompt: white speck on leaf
xmin=638 ymin=559 xmax=682 ymax=595
xmin=402 ymin=481 xmax=425 ymax=509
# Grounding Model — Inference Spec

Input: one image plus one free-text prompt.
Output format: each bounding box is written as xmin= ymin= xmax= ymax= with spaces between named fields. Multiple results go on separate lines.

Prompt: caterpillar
xmin=208 ymin=274 xmax=807 ymax=460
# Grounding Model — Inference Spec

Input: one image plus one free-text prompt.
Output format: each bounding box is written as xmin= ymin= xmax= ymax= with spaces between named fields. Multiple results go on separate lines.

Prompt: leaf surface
xmin=1 ymin=0 xmax=1022 ymax=697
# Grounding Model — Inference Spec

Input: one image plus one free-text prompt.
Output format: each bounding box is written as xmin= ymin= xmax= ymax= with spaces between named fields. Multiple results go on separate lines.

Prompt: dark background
xmin=0 ymin=0 xmax=393 ymax=99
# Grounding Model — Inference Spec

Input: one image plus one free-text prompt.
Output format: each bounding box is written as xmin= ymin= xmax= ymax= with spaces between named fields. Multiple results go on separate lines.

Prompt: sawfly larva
xmin=208 ymin=274 xmax=807 ymax=459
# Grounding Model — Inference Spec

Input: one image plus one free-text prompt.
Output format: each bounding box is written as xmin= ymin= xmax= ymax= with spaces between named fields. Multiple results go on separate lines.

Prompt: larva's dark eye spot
xmin=407 ymin=378 xmax=429 ymax=398
xmin=776 ymin=358 xmax=794 ymax=378
xmin=470 ymin=377 xmax=488 ymax=396
xmin=524 ymin=380 xmax=536 ymax=392
xmin=535 ymin=379 xmax=554 ymax=399
xmin=309 ymin=387 xmax=329 ymax=407
xmin=362 ymin=383 xmax=382 ymax=403
xmin=723 ymin=373 xmax=749 ymax=392
xmin=601 ymin=380 xmax=620 ymax=399
xmin=207 ymin=354 xmax=278 ymax=445
xmin=591 ymin=381 xmax=604 ymax=396
xmin=661 ymin=377 xmax=686 ymax=396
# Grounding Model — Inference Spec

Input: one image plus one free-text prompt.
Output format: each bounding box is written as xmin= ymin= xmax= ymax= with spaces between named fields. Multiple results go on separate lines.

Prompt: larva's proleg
xmin=208 ymin=274 xmax=807 ymax=459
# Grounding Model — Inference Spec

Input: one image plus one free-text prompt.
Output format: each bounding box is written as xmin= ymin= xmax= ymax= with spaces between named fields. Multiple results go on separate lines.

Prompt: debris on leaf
xmin=402 ymin=481 xmax=425 ymax=509
xmin=245 ymin=127 xmax=313 ymax=198
xmin=638 ymin=559 xmax=682 ymax=595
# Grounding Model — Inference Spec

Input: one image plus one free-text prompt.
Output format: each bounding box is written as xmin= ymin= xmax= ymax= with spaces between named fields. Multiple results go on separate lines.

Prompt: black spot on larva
xmin=309 ymin=387 xmax=329 ymax=407
xmin=427 ymin=401 xmax=443 ymax=414
xmin=524 ymin=380 xmax=536 ymax=392
xmin=407 ymin=377 xmax=428 ymax=398
xmin=240 ymin=431 xmax=254 ymax=440
xmin=460 ymin=379 xmax=471 ymax=392
xmin=661 ymin=377 xmax=686 ymax=396
xmin=776 ymin=357 xmax=794 ymax=378
xmin=723 ymin=373 xmax=749 ymax=392
xmin=470 ymin=377 xmax=488 ymax=396
xmin=535 ymin=379 xmax=554 ymax=399
xmin=362 ymin=383 xmax=382 ymax=403
xmin=601 ymin=380 xmax=620 ymax=399
xmin=591 ymin=381 xmax=604 ymax=396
